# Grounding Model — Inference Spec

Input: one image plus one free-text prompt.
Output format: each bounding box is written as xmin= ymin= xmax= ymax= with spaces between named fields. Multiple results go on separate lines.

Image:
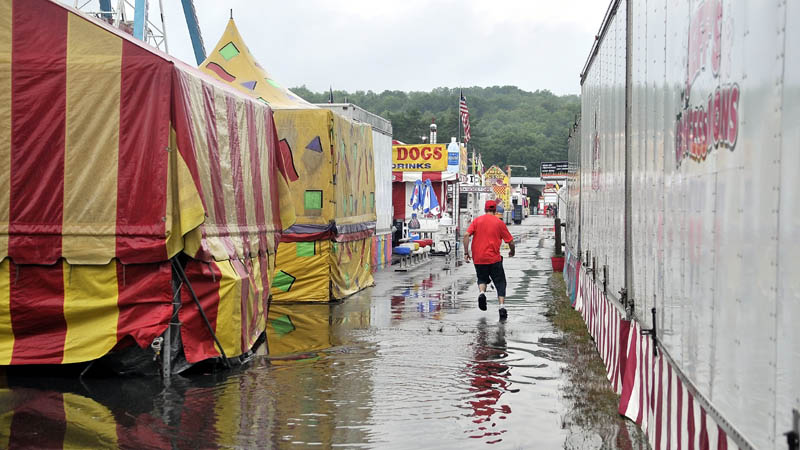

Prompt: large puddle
xmin=0 ymin=217 xmax=626 ymax=449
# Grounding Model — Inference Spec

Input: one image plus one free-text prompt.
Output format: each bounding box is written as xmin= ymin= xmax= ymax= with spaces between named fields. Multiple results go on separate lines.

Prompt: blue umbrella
xmin=409 ymin=179 xmax=423 ymax=211
xmin=422 ymin=179 xmax=440 ymax=215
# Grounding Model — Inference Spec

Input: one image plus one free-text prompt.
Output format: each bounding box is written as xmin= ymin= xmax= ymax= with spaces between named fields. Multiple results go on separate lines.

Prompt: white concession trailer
xmin=564 ymin=1 xmax=800 ymax=449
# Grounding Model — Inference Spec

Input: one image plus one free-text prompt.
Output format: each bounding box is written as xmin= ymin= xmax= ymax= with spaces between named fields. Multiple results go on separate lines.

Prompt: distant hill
xmin=291 ymin=86 xmax=580 ymax=176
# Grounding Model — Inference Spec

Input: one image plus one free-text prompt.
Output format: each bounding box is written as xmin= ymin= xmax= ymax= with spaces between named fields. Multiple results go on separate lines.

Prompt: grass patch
xmin=547 ymin=272 xmax=648 ymax=449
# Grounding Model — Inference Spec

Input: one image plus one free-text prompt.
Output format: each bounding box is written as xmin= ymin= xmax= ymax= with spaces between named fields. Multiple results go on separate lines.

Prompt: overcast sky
xmin=72 ymin=0 xmax=610 ymax=96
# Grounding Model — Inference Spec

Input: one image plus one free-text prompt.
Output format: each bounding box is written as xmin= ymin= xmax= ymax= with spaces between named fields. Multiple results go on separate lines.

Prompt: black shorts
xmin=474 ymin=260 xmax=507 ymax=297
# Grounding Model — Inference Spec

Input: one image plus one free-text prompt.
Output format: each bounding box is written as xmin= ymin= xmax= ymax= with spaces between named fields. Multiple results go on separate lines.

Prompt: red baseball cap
xmin=484 ymin=200 xmax=497 ymax=211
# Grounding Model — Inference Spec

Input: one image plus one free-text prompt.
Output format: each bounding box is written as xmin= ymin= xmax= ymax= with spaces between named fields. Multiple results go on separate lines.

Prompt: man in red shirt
xmin=463 ymin=200 xmax=515 ymax=320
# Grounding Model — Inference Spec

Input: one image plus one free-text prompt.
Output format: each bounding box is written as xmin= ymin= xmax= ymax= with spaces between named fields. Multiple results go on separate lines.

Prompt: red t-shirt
xmin=466 ymin=214 xmax=513 ymax=264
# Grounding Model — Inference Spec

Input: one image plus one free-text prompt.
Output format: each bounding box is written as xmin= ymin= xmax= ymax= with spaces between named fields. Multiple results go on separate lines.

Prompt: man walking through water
xmin=463 ymin=200 xmax=515 ymax=320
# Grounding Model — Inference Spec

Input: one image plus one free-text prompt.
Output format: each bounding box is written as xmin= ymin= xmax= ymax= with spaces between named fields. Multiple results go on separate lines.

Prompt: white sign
xmin=460 ymin=185 xmax=492 ymax=193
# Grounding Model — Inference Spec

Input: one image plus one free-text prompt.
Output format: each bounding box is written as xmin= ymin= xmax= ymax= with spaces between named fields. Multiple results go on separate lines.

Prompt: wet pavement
xmin=0 ymin=216 xmax=610 ymax=449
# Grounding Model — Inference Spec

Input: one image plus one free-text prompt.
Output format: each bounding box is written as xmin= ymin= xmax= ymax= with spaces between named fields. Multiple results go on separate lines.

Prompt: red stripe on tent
xmin=245 ymin=103 xmax=271 ymax=315
xmin=8 ymin=0 xmax=67 ymax=264
xmin=116 ymin=261 xmax=172 ymax=348
xmin=10 ymin=262 xmax=66 ymax=364
xmin=717 ymin=426 xmax=727 ymax=450
xmin=117 ymin=40 xmax=171 ymax=263
xmin=656 ymin=354 xmax=664 ymax=449
xmin=619 ymin=324 xmax=637 ymax=416
xmin=604 ymin=300 xmax=611 ymax=370
xmin=201 ymin=81 xmax=227 ymax=226
xmin=8 ymin=391 xmax=67 ymax=449
xmin=636 ymin=335 xmax=645 ymax=425
xmin=647 ymin=340 xmax=654 ymax=420
xmin=667 ymin=364 xmax=673 ymax=450
xmin=688 ymin=393 xmax=695 ymax=450
xmin=699 ymin=408 xmax=709 ymax=450
xmin=170 ymin=70 xmax=206 ymax=208
xmin=179 ymin=259 xmax=222 ymax=363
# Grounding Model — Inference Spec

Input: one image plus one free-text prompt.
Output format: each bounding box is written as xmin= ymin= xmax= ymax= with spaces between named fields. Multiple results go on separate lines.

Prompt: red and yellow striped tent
xmin=0 ymin=0 xmax=292 ymax=366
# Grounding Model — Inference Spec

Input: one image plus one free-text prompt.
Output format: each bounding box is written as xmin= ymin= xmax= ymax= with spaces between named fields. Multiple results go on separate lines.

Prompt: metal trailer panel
xmin=580 ymin=0 xmax=627 ymax=298
xmin=566 ymin=122 xmax=581 ymax=255
xmin=777 ymin=0 xmax=800 ymax=441
xmin=579 ymin=0 xmax=799 ymax=447
xmin=371 ymin=131 xmax=394 ymax=235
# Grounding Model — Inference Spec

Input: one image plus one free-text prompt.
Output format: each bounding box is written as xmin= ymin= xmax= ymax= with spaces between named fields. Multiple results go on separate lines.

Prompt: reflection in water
xmin=0 ymin=293 xmax=379 ymax=449
xmin=266 ymin=294 xmax=373 ymax=358
xmin=464 ymin=318 xmax=511 ymax=444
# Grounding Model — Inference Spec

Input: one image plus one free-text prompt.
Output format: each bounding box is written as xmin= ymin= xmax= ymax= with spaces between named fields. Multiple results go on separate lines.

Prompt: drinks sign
xmin=392 ymin=144 xmax=447 ymax=172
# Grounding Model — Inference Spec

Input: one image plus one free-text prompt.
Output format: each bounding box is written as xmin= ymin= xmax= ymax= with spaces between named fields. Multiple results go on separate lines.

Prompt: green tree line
xmin=291 ymin=85 xmax=580 ymax=176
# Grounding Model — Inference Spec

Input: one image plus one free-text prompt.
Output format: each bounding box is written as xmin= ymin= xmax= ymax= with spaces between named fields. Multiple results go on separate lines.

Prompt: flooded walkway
xmin=0 ymin=216 xmax=614 ymax=449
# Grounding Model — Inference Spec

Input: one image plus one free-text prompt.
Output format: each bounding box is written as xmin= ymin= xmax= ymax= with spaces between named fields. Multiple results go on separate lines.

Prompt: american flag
xmin=459 ymin=91 xmax=471 ymax=143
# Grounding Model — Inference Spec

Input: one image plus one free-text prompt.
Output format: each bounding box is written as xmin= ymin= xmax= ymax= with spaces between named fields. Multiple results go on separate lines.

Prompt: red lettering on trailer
xmin=675 ymin=84 xmax=739 ymax=168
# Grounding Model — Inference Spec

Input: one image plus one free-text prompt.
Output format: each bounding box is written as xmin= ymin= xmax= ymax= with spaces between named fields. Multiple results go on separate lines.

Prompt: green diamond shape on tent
xmin=271 ymin=314 xmax=295 ymax=336
xmin=272 ymin=270 xmax=296 ymax=292
xmin=296 ymin=242 xmax=315 ymax=257
xmin=267 ymin=78 xmax=281 ymax=88
xmin=219 ymin=42 xmax=240 ymax=61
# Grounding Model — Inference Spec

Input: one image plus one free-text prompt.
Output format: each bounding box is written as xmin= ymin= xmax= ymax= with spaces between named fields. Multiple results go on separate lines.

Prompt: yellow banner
xmin=392 ymin=144 xmax=447 ymax=172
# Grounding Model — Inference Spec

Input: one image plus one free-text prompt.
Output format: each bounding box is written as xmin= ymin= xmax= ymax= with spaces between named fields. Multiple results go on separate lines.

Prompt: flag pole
xmin=457 ymin=89 xmax=462 ymax=144
xmin=455 ymin=89 xmax=462 ymax=259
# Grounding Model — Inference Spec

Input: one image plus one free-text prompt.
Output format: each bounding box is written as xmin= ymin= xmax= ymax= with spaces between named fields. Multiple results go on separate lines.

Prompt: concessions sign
xmin=392 ymin=144 xmax=447 ymax=172
xmin=483 ymin=165 xmax=508 ymax=186
xmin=540 ymin=161 xmax=569 ymax=179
